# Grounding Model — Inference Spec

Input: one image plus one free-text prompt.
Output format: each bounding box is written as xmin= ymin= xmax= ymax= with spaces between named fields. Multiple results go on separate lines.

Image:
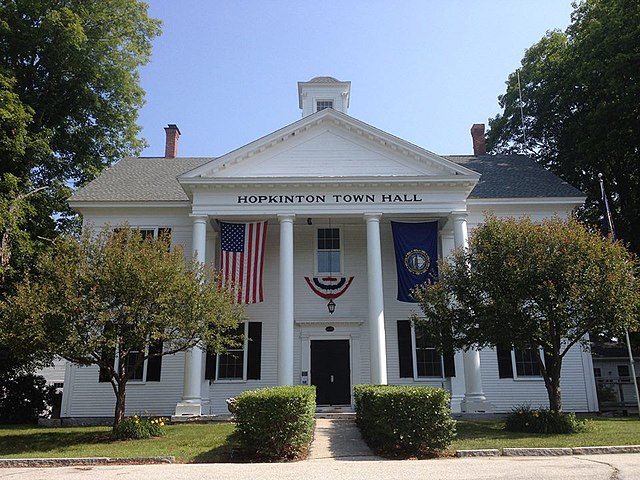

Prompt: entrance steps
xmin=315 ymin=405 xmax=356 ymax=419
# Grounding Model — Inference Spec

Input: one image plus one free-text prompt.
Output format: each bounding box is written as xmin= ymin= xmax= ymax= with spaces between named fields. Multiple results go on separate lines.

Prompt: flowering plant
xmin=112 ymin=415 xmax=168 ymax=440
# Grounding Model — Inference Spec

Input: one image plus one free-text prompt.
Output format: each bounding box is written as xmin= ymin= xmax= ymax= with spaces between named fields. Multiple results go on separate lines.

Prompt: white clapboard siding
xmin=213 ymin=125 xmax=443 ymax=178
xmin=63 ymin=205 xmax=596 ymax=417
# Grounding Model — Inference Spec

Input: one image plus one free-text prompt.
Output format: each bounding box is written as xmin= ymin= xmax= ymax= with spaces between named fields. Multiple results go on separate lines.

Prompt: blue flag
xmin=391 ymin=221 xmax=438 ymax=303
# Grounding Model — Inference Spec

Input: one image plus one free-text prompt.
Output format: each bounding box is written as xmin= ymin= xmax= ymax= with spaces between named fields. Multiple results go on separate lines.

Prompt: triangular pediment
xmin=180 ymin=109 xmax=479 ymax=182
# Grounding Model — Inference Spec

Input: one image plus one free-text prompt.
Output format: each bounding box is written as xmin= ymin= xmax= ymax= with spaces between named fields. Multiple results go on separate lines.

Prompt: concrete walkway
xmin=307 ymin=418 xmax=380 ymax=461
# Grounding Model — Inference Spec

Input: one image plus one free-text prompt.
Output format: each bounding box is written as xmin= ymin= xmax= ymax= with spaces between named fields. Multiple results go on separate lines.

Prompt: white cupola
xmin=297 ymin=76 xmax=351 ymax=117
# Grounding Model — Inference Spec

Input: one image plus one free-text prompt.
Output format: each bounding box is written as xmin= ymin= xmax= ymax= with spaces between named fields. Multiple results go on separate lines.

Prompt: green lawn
xmin=0 ymin=423 xmax=237 ymax=463
xmin=0 ymin=418 xmax=638 ymax=463
xmin=452 ymin=417 xmax=640 ymax=451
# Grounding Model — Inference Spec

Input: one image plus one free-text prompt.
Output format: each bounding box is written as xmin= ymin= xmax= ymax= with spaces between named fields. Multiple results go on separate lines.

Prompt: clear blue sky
xmin=137 ymin=1 xmax=574 ymax=158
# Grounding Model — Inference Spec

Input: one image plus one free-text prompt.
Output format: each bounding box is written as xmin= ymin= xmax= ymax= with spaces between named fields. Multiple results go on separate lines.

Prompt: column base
xmin=174 ymin=402 xmax=202 ymax=417
xmin=450 ymin=394 xmax=464 ymax=414
xmin=461 ymin=395 xmax=492 ymax=414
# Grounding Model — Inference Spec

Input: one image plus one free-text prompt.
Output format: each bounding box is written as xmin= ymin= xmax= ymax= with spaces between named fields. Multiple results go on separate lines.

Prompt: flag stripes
xmin=220 ymin=221 xmax=268 ymax=304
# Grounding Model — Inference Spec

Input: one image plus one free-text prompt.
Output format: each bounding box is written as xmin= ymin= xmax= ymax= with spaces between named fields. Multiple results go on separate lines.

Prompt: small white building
xmin=62 ymin=77 xmax=598 ymax=419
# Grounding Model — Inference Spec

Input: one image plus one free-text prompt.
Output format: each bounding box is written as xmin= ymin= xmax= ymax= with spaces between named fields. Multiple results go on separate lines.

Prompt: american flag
xmin=220 ymin=221 xmax=268 ymax=304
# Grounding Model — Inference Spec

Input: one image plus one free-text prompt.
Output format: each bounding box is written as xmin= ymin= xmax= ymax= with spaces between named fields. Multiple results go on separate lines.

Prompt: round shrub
xmin=112 ymin=415 xmax=167 ymax=440
xmin=505 ymin=405 xmax=587 ymax=434
xmin=353 ymin=384 xmax=456 ymax=456
xmin=232 ymin=386 xmax=316 ymax=460
xmin=0 ymin=374 xmax=56 ymax=424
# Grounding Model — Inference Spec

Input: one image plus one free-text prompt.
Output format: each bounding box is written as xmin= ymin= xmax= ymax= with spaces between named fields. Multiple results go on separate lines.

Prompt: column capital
xmin=363 ymin=212 xmax=383 ymax=222
xmin=277 ymin=213 xmax=296 ymax=223
xmin=450 ymin=211 xmax=468 ymax=222
xmin=189 ymin=214 xmax=209 ymax=224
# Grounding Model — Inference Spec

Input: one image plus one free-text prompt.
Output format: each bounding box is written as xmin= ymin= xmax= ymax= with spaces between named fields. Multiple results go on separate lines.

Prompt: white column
xmin=441 ymin=232 xmax=465 ymax=413
xmin=175 ymin=215 xmax=207 ymax=417
xmin=365 ymin=213 xmax=387 ymax=385
xmin=452 ymin=212 xmax=491 ymax=413
xmin=277 ymin=214 xmax=295 ymax=386
xmin=200 ymin=230 xmax=218 ymax=414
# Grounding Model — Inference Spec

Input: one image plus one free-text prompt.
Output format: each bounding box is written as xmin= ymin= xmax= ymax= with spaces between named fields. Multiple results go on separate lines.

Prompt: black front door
xmin=311 ymin=340 xmax=351 ymax=405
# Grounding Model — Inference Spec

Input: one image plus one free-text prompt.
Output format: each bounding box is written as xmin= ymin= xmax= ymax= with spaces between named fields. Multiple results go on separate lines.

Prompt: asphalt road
xmin=1 ymin=454 xmax=638 ymax=480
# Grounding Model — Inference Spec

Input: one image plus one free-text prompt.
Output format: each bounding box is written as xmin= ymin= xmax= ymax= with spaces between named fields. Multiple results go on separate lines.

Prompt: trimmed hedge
xmin=229 ymin=385 xmax=316 ymax=460
xmin=353 ymin=384 xmax=455 ymax=455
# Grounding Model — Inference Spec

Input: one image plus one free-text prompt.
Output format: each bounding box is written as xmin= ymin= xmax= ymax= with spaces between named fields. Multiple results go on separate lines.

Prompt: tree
xmin=0 ymin=0 xmax=161 ymax=376
xmin=0 ymin=0 xmax=161 ymax=280
xmin=413 ymin=216 xmax=640 ymax=412
xmin=3 ymin=227 xmax=244 ymax=427
xmin=486 ymin=0 xmax=640 ymax=253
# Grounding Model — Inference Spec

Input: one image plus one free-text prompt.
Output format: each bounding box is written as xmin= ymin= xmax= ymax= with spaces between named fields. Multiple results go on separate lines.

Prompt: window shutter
xmin=397 ymin=320 xmax=413 ymax=378
xmin=146 ymin=342 xmax=163 ymax=382
xmin=443 ymin=352 xmax=456 ymax=377
xmin=205 ymin=351 xmax=217 ymax=380
xmin=247 ymin=322 xmax=262 ymax=380
xmin=98 ymin=348 xmax=115 ymax=383
xmin=496 ymin=344 xmax=514 ymax=378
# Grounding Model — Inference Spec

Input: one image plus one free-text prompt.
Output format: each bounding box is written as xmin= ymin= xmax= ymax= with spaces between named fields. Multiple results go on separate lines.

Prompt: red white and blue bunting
xmin=304 ymin=275 xmax=354 ymax=300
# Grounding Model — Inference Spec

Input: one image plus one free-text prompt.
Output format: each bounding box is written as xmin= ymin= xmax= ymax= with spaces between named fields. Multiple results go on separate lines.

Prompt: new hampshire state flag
xmin=391 ymin=221 xmax=438 ymax=303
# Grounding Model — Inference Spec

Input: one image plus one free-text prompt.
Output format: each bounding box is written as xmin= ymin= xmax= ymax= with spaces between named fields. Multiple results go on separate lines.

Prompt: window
xmin=98 ymin=341 xmax=163 ymax=383
xmin=513 ymin=349 xmax=541 ymax=377
xmin=496 ymin=345 xmax=542 ymax=379
xmin=125 ymin=347 xmax=144 ymax=380
xmin=316 ymin=100 xmax=333 ymax=112
xmin=217 ymin=325 xmax=245 ymax=380
xmin=205 ymin=322 xmax=262 ymax=381
xmin=593 ymin=367 xmax=602 ymax=378
xmin=316 ymin=228 xmax=342 ymax=274
xmin=114 ymin=227 xmax=171 ymax=243
xmin=414 ymin=327 xmax=443 ymax=378
xmin=397 ymin=320 xmax=455 ymax=379
xmin=617 ymin=365 xmax=631 ymax=382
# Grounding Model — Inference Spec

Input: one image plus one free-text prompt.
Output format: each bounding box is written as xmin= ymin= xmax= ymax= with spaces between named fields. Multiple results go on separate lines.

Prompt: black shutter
xmin=397 ymin=320 xmax=414 ymax=378
xmin=497 ymin=344 xmax=514 ymax=378
xmin=98 ymin=348 xmax=115 ymax=382
xmin=146 ymin=342 xmax=163 ymax=382
xmin=205 ymin=351 xmax=217 ymax=380
xmin=247 ymin=322 xmax=262 ymax=380
xmin=443 ymin=352 xmax=456 ymax=377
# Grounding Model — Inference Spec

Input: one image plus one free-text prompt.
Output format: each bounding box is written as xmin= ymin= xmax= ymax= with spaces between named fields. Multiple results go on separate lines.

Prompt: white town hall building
xmin=62 ymin=77 xmax=598 ymax=419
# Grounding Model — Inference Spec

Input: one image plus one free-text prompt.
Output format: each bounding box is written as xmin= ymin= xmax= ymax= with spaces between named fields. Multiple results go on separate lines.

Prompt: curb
xmin=456 ymin=449 xmax=500 ymax=457
xmin=456 ymin=445 xmax=640 ymax=458
xmin=572 ymin=446 xmax=640 ymax=455
xmin=503 ymin=448 xmax=573 ymax=456
xmin=0 ymin=456 xmax=175 ymax=468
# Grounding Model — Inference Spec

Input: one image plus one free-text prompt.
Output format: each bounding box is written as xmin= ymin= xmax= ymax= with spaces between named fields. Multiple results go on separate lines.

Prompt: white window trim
xmin=314 ymin=226 xmax=344 ymax=276
xmin=511 ymin=348 xmax=544 ymax=381
xmin=410 ymin=324 xmax=445 ymax=380
xmin=315 ymin=98 xmax=334 ymax=112
xmin=215 ymin=322 xmax=249 ymax=383
xmin=135 ymin=227 xmax=169 ymax=240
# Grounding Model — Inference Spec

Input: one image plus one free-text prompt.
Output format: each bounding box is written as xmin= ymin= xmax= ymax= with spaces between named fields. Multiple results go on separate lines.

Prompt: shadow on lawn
xmin=0 ymin=427 xmax=113 ymax=456
xmin=191 ymin=431 xmax=246 ymax=463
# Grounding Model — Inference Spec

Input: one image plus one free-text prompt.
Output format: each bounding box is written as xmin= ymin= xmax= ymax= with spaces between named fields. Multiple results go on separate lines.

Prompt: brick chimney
xmin=471 ymin=123 xmax=486 ymax=156
xmin=164 ymin=124 xmax=180 ymax=158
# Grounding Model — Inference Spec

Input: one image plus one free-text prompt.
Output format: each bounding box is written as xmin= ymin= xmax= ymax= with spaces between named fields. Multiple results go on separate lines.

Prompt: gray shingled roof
xmin=446 ymin=154 xmax=584 ymax=198
xmin=69 ymin=154 xmax=583 ymax=203
xmin=69 ymin=157 xmax=212 ymax=202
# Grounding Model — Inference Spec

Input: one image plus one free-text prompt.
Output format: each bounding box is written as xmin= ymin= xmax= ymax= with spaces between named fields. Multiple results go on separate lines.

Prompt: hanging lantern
xmin=327 ymin=299 xmax=336 ymax=314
